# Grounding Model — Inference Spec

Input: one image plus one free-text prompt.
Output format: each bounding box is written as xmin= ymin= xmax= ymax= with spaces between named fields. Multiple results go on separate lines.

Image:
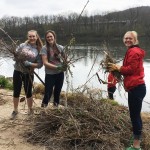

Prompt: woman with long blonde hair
xmin=11 ymin=30 xmax=43 ymax=119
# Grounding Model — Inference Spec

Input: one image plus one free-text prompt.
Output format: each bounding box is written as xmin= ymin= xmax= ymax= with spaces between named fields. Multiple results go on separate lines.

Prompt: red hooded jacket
xmin=120 ymin=45 xmax=145 ymax=91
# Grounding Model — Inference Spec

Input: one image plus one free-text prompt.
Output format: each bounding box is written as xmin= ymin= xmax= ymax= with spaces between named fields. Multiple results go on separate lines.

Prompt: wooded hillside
xmin=0 ymin=6 xmax=150 ymax=43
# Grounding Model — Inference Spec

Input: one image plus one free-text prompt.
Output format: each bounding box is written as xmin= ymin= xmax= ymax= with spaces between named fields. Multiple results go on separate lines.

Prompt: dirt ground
xmin=0 ymin=89 xmax=44 ymax=150
xmin=0 ymin=89 xmax=150 ymax=150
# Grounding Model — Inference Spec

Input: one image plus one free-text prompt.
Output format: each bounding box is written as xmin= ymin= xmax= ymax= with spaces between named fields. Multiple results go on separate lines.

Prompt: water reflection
xmin=0 ymin=45 xmax=150 ymax=112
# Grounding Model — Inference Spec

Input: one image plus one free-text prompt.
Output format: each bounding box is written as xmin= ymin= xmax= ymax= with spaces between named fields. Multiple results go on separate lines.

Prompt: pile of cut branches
xmin=24 ymin=93 xmax=132 ymax=150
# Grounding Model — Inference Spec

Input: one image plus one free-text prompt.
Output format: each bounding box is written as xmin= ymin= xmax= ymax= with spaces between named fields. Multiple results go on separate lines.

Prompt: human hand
xmin=107 ymin=63 xmax=121 ymax=71
xmin=57 ymin=64 xmax=67 ymax=72
xmin=24 ymin=60 xmax=32 ymax=67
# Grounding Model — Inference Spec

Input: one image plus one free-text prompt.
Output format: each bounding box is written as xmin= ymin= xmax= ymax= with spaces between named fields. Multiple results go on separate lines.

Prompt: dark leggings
xmin=128 ymin=84 xmax=146 ymax=140
xmin=108 ymin=86 xmax=116 ymax=99
xmin=13 ymin=70 xmax=34 ymax=98
xmin=42 ymin=72 xmax=64 ymax=105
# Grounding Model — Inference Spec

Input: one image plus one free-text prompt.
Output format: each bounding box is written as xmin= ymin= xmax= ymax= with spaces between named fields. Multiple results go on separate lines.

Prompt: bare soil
xmin=0 ymin=89 xmax=150 ymax=150
xmin=0 ymin=89 xmax=44 ymax=150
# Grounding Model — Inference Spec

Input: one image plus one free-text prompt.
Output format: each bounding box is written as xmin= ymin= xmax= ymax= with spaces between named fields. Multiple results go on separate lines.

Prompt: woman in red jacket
xmin=108 ymin=31 xmax=146 ymax=150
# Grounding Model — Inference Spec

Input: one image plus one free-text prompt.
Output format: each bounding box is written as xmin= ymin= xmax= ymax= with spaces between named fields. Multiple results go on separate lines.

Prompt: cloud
xmin=0 ymin=0 xmax=150 ymax=18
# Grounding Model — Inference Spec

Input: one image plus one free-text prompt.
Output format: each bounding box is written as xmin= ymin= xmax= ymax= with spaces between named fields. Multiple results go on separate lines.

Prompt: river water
xmin=0 ymin=43 xmax=150 ymax=112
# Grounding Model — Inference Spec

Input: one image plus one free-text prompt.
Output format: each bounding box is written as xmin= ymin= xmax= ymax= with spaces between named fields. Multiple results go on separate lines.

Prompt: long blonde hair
xmin=25 ymin=30 xmax=43 ymax=52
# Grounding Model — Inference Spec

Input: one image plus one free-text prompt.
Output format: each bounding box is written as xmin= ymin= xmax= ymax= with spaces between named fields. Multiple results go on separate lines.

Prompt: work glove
xmin=107 ymin=63 xmax=121 ymax=71
xmin=24 ymin=60 xmax=32 ymax=67
xmin=57 ymin=64 xmax=67 ymax=72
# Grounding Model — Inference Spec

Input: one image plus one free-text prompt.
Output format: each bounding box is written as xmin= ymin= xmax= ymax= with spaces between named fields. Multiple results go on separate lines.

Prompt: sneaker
xmin=10 ymin=111 xmax=18 ymax=120
xmin=41 ymin=103 xmax=48 ymax=108
xmin=126 ymin=146 xmax=141 ymax=150
xmin=53 ymin=102 xmax=59 ymax=107
xmin=52 ymin=102 xmax=59 ymax=109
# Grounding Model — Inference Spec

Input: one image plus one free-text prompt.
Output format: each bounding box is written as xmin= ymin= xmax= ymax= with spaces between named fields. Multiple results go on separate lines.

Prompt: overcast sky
xmin=0 ymin=0 xmax=150 ymax=18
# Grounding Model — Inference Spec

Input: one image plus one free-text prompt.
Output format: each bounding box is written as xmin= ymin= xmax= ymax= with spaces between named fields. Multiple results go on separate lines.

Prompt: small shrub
xmin=0 ymin=76 xmax=13 ymax=90
xmin=0 ymin=76 xmax=8 ymax=87
xmin=5 ymin=82 xmax=13 ymax=90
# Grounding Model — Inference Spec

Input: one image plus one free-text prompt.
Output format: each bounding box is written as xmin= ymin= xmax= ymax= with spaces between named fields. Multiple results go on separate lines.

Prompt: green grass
xmin=0 ymin=76 xmax=13 ymax=90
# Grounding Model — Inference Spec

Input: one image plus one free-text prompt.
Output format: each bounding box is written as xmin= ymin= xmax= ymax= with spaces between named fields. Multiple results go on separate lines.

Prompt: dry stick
xmin=96 ymin=72 xmax=107 ymax=84
xmin=0 ymin=28 xmax=45 ymax=106
xmin=0 ymin=29 xmax=28 ymax=102
xmin=73 ymin=48 xmax=99 ymax=92
xmin=78 ymin=48 xmax=101 ymax=92
xmin=64 ymin=69 xmax=69 ymax=108
xmin=68 ymin=110 xmax=81 ymax=136
xmin=33 ymin=71 xmax=45 ymax=86
xmin=87 ymin=50 xmax=98 ymax=77
xmin=75 ymin=0 xmax=90 ymax=26
xmin=0 ymin=28 xmax=17 ymax=46
xmin=0 ymin=28 xmax=45 ymax=86
xmin=75 ymin=74 xmax=96 ymax=92
xmin=64 ymin=0 xmax=90 ymax=108
xmin=68 ymin=56 xmax=85 ymax=65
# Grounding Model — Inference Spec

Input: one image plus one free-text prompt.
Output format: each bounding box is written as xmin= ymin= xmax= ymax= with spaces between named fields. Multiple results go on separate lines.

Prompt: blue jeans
xmin=128 ymin=84 xmax=146 ymax=140
xmin=42 ymin=72 xmax=64 ymax=105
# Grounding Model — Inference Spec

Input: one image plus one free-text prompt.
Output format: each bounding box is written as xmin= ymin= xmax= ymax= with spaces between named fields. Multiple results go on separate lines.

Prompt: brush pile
xmin=24 ymin=93 xmax=132 ymax=150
